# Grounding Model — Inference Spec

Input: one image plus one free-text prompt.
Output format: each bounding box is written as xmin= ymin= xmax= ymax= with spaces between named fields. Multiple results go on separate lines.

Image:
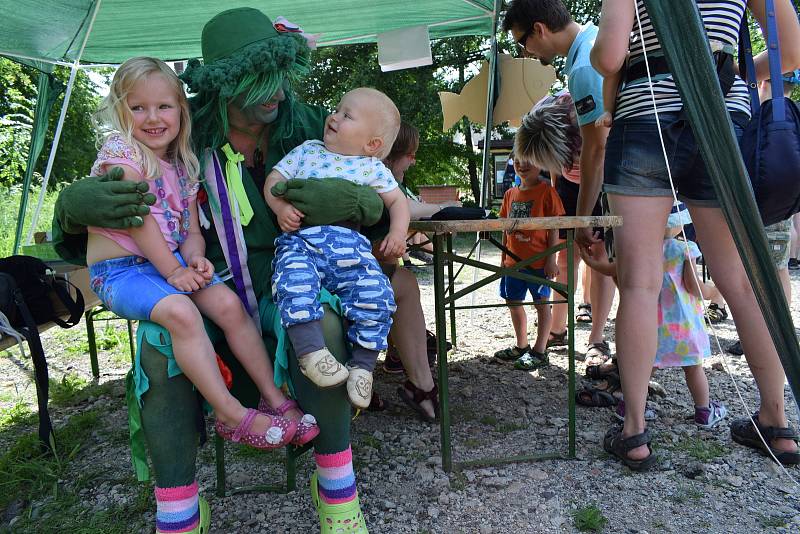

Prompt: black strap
xmin=12 ymin=285 xmax=55 ymax=451
xmin=623 ymin=51 xmax=735 ymax=97
xmin=49 ymin=276 xmax=84 ymax=328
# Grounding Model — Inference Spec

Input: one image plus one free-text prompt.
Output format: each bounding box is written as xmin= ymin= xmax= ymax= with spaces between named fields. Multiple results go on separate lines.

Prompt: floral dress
xmin=654 ymin=238 xmax=710 ymax=368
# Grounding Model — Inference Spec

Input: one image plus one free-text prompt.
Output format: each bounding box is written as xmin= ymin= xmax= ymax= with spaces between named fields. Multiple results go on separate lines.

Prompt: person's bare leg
xmin=387 ymin=268 xmax=435 ymax=419
xmin=551 ymin=244 xmax=580 ymax=337
xmin=587 ymin=244 xmax=616 ymax=345
xmin=508 ymin=301 xmax=529 ymax=349
xmin=532 ymin=302 xmax=552 ymax=354
xmin=150 ymin=295 xmax=271 ymax=434
xmin=581 ymin=261 xmax=591 ymax=305
xmin=791 ymin=213 xmax=800 ymax=259
xmin=690 ymin=205 xmax=796 ymax=454
xmin=608 ymin=194 xmax=673 ymax=461
xmin=683 ymin=365 xmax=710 ymax=409
xmin=778 ymin=268 xmax=791 ymax=303
xmin=192 ymin=285 xmax=291 ymax=414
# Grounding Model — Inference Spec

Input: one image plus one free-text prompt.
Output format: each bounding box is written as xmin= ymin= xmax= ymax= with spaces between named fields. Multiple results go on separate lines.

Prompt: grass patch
xmin=572 ymin=505 xmax=607 ymax=532
xmin=449 ymin=471 xmax=468 ymax=491
xmin=49 ymin=373 xmax=112 ymax=407
xmin=759 ymin=514 xmax=788 ymax=528
xmin=496 ymin=421 xmax=527 ymax=433
xmin=674 ymin=437 xmax=728 ymax=461
xmin=0 ymin=409 xmax=101 ymax=512
xmin=0 ymin=400 xmax=36 ymax=430
xmin=360 ymin=435 xmax=382 ymax=450
xmin=464 ymin=438 xmax=482 ymax=449
xmin=479 ymin=415 xmax=498 ymax=426
xmin=451 ymin=405 xmax=477 ymax=423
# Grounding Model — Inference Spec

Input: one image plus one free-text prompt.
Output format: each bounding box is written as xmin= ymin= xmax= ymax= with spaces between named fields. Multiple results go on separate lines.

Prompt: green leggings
xmin=139 ymin=304 xmax=352 ymax=488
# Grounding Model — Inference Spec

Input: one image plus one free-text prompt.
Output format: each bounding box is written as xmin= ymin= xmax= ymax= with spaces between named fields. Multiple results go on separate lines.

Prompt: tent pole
xmin=22 ymin=0 xmax=103 ymax=247
xmin=643 ymin=1 xmax=800 ymax=403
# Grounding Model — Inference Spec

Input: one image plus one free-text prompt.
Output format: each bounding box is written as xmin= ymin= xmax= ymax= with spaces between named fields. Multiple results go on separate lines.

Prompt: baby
xmin=265 ymin=87 xmax=410 ymax=408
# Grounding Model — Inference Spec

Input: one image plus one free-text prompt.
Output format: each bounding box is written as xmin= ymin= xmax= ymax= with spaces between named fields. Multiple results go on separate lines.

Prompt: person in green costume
xmin=52 ymin=8 xmax=382 ymax=534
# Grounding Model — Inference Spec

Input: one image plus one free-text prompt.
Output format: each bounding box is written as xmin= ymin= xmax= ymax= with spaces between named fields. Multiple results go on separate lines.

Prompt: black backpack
xmin=0 ymin=256 xmax=85 ymax=452
xmin=0 ymin=255 xmax=84 ymax=328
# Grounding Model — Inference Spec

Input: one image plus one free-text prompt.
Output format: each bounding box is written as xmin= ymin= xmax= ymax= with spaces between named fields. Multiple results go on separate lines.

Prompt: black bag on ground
xmin=0 ymin=271 xmax=56 ymax=451
xmin=0 ymin=255 xmax=84 ymax=328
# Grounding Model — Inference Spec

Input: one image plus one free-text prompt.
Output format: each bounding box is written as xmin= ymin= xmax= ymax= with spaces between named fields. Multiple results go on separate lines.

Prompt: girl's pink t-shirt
xmin=88 ymin=134 xmax=198 ymax=257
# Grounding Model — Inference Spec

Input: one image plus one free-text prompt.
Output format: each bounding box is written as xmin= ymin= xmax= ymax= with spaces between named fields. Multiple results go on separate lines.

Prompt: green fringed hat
xmin=180 ymin=7 xmax=311 ymax=96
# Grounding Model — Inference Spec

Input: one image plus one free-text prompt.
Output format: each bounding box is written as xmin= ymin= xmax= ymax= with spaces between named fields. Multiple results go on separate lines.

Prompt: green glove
xmin=56 ymin=167 xmax=156 ymax=233
xmin=52 ymin=168 xmax=157 ymax=265
xmin=271 ymin=178 xmax=384 ymax=227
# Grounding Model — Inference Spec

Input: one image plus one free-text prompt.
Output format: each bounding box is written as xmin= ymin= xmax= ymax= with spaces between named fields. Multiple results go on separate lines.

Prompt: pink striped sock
xmin=315 ymin=447 xmax=357 ymax=505
xmin=154 ymin=481 xmax=199 ymax=533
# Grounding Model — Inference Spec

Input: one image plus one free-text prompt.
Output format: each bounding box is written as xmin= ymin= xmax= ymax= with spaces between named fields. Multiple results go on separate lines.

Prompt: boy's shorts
xmin=89 ymin=250 xmax=222 ymax=321
xmin=765 ymin=218 xmax=792 ymax=269
xmin=499 ymin=268 xmax=551 ymax=302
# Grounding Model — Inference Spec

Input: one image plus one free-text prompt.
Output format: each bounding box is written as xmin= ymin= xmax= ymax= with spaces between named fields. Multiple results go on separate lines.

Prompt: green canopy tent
xmin=0 ymin=0 xmax=501 ymax=252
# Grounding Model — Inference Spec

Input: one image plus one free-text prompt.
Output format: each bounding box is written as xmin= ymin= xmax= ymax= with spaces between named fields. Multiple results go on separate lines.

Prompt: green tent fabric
xmin=643 ymin=0 xmax=800 ymax=403
xmin=1 ymin=0 xmax=495 ymax=66
xmin=13 ymin=73 xmax=64 ymax=254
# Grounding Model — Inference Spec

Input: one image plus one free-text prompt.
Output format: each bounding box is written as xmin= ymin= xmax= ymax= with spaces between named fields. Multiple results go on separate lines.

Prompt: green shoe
xmin=311 ymin=471 xmax=368 ymax=533
xmin=494 ymin=344 xmax=530 ymax=361
xmin=514 ymin=350 xmax=549 ymax=370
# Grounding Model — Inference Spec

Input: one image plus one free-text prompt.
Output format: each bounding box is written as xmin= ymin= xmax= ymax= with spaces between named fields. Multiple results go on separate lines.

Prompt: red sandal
xmin=258 ymin=398 xmax=320 ymax=446
xmin=215 ymin=408 xmax=297 ymax=449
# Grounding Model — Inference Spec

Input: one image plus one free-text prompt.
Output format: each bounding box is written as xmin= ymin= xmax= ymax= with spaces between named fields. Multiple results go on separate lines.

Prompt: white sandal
xmin=346 ymin=366 xmax=373 ymax=409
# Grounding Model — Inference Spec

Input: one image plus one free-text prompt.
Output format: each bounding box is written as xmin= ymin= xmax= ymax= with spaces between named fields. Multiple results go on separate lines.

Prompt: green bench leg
xmin=85 ymin=310 xmax=99 ymax=380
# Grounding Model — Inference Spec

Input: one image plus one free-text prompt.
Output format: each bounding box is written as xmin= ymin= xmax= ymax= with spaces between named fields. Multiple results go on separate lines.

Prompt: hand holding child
xmin=167 ymin=266 xmax=208 ymax=292
xmin=545 ymin=255 xmax=559 ymax=279
xmin=594 ymin=111 xmax=613 ymax=128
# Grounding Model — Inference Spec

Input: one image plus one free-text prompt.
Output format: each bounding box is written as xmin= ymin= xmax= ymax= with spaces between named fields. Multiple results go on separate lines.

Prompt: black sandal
xmin=576 ymin=386 xmax=618 ymax=408
xmin=584 ymin=341 xmax=611 ymax=365
xmin=398 ymin=380 xmax=438 ymax=423
xmin=546 ymin=330 xmax=568 ymax=348
xmin=603 ymin=425 xmax=658 ymax=471
xmin=585 ymin=359 xmax=619 ymax=381
xmin=576 ymin=303 xmax=592 ymax=323
xmin=730 ymin=413 xmax=800 ymax=464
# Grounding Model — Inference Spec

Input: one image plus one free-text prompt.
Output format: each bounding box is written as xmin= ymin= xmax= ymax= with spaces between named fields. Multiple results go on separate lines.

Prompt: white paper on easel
xmin=378 ymin=25 xmax=433 ymax=72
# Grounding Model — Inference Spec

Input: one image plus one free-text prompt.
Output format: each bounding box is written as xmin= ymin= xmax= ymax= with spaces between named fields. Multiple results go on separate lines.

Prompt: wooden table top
xmin=409 ymin=215 xmax=622 ymax=234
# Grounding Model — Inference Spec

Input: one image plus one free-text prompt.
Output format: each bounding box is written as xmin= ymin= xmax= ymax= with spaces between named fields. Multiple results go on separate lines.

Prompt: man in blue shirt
xmin=503 ymin=0 xmax=607 ymax=245
xmin=503 ymin=0 xmax=615 ymax=367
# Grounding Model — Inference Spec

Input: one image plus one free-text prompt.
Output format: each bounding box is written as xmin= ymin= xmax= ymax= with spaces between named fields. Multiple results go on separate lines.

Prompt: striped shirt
xmin=615 ymin=0 xmax=752 ymax=120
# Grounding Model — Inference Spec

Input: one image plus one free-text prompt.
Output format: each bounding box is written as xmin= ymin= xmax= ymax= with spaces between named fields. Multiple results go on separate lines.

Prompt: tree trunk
xmin=458 ymin=61 xmax=480 ymax=204
xmin=462 ymin=117 xmax=480 ymax=203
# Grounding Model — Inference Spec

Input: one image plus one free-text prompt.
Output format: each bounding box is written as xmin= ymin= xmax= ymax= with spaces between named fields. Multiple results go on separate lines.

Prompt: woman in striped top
xmin=589 ymin=0 xmax=800 ymax=470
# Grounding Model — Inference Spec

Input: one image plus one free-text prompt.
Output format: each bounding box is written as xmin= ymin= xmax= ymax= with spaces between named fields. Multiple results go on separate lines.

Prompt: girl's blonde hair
xmin=514 ymin=97 xmax=581 ymax=174
xmin=94 ymin=57 xmax=200 ymax=181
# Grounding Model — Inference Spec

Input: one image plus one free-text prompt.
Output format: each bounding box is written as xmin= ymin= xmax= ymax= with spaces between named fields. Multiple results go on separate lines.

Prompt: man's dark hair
xmin=501 ymin=0 xmax=572 ymax=33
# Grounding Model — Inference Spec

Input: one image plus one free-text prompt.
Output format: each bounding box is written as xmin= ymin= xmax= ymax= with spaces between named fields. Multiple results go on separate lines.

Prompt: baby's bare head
xmin=342 ymin=87 xmax=401 ymax=159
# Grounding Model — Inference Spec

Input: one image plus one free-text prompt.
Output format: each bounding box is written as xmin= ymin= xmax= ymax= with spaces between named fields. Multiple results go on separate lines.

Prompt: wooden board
xmin=409 ymin=215 xmax=622 ymax=234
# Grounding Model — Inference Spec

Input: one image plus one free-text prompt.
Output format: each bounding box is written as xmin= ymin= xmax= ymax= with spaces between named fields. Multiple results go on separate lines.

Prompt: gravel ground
xmin=2 ymin=244 xmax=800 ymax=533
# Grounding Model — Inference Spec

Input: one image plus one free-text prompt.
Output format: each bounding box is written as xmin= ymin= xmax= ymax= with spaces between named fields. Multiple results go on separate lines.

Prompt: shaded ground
xmin=1 ymin=242 xmax=799 ymax=533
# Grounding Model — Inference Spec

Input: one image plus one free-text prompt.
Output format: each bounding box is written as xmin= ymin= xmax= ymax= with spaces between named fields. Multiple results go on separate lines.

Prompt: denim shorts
xmin=603 ymin=111 xmax=749 ymax=206
xmin=89 ymin=250 xmax=222 ymax=321
xmin=499 ymin=268 xmax=551 ymax=302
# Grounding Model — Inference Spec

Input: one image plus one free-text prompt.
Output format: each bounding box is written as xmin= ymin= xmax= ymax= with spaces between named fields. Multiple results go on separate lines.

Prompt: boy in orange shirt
xmin=494 ymin=157 xmax=565 ymax=370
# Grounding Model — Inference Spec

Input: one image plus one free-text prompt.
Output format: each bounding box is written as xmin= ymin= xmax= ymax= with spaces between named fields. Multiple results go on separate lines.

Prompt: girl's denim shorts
xmin=89 ymin=250 xmax=222 ymax=321
xmin=603 ymin=111 xmax=749 ymax=206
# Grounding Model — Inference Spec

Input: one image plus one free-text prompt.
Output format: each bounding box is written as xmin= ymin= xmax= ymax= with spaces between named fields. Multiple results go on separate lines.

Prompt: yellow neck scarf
xmin=221 ymin=143 xmax=254 ymax=226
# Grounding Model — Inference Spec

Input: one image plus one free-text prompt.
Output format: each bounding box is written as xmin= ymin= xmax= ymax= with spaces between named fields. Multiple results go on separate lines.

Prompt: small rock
xmin=726 ymin=475 xmax=745 ymax=487
xmin=438 ymin=493 xmax=451 ymax=505
xmin=711 ymin=362 xmax=725 ymax=371
xmin=530 ymin=469 xmax=548 ymax=481
xmin=427 ymin=506 xmax=439 ymax=519
xmin=482 ymin=476 xmax=511 ymax=488
xmin=382 ymin=500 xmax=396 ymax=510
xmin=372 ymin=431 xmax=384 ymax=441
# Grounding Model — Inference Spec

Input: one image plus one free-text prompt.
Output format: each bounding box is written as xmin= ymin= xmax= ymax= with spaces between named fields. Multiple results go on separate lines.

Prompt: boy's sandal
xmin=730 ymin=413 xmax=800 ymax=464
xmin=257 ymin=398 xmax=320 ymax=447
xmin=398 ymin=380 xmax=438 ymax=423
xmin=584 ymin=341 xmax=611 ymax=366
xmin=576 ymin=386 xmax=618 ymax=408
xmin=494 ymin=344 xmax=530 ymax=361
xmin=576 ymin=303 xmax=592 ymax=323
xmin=546 ymin=330 xmax=568 ymax=348
xmin=704 ymin=302 xmax=728 ymax=323
xmin=514 ymin=350 xmax=549 ymax=370
xmin=215 ymin=408 xmax=297 ymax=450
xmin=311 ymin=471 xmax=369 ymax=533
xmin=603 ymin=425 xmax=658 ymax=471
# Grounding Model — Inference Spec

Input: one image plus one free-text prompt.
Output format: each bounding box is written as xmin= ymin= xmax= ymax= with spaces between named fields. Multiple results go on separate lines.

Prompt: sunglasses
xmin=515 ymin=27 xmax=533 ymax=49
